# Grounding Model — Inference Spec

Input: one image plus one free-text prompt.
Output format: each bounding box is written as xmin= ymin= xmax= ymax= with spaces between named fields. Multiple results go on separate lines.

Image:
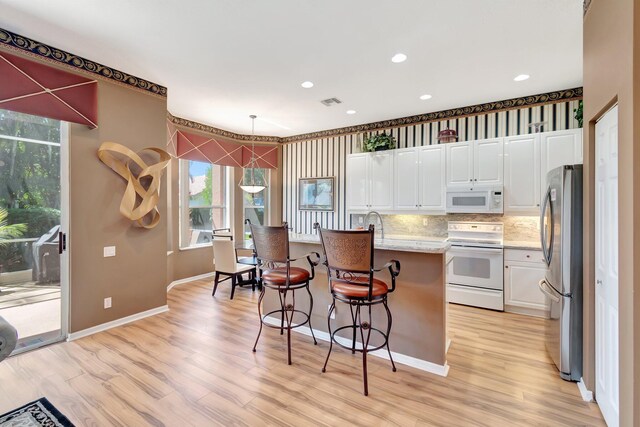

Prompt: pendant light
xmin=239 ymin=115 xmax=267 ymax=193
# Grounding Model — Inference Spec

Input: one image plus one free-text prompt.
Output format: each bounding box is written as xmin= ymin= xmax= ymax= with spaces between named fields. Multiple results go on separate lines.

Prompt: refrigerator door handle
xmin=540 ymin=186 xmax=554 ymax=266
xmin=538 ymin=279 xmax=561 ymax=303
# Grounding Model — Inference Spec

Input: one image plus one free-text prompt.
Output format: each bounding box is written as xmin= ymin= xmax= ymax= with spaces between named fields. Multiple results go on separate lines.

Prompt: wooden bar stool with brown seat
xmin=315 ymin=223 xmax=400 ymax=396
xmin=250 ymin=223 xmax=320 ymax=365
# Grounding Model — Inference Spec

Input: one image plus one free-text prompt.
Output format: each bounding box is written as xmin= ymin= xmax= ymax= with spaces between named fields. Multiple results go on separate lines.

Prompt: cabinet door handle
xmin=505 ymin=265 xmax=509 ymax=269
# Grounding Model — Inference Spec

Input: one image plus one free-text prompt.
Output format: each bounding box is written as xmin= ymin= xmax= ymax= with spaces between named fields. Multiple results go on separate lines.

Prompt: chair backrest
xmin=212 ymin=228 xmax=233 ymax=240
xmin=318 ymin=225 xmax=374 ymax=275
xmin=213 ymin=239 xmax=237 ymax=273
xmin=250 ymin=223 xmax=289 ymax=264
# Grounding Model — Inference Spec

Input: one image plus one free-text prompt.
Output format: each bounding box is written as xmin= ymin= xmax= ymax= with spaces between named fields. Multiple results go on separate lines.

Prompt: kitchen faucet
xmin=364 ymin=211 xmax=385 ymax=240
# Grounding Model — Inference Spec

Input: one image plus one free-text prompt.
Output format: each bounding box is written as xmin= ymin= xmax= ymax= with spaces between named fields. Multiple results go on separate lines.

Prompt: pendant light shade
xmin=239 ymin=115 xmax=267 ymax=193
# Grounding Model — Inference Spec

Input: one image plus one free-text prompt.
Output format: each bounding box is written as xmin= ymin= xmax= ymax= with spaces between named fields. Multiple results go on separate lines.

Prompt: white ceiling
xmin=0 ymin=0 xmax=583 ymax=137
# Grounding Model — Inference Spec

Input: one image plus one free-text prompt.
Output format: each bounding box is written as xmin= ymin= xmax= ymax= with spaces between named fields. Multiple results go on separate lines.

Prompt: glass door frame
xmin=7 ymin=122 xmax=70 ymax=355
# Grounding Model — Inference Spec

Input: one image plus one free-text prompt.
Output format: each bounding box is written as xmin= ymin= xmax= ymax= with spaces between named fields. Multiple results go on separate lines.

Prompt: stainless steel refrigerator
xmin=538 ymin=165 xmax=583 ymax=381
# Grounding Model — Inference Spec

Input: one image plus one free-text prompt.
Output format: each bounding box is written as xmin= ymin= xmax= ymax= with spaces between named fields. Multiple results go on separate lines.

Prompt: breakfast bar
xmin=260 ymin=234 xmax=451 ymax=375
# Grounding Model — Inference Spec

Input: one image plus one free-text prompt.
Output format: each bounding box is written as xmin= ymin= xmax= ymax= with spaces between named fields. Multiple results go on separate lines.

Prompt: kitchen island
xmin=260 ymin=234 xmax=451 ymax=375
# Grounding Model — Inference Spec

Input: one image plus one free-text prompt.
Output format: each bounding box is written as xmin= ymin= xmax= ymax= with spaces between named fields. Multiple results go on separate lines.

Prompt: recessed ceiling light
xmin=391 ymin=53 xmax=407 ymax=63
xmin=514 ymin=74 xmax=530 ymax=82
xmin=301 ymin=81 xmax=314 ymax=88
xmin=346 ymin=110 xmax=356 ymax=115
xmin=419 ymin=94 xmax=432 ymax=100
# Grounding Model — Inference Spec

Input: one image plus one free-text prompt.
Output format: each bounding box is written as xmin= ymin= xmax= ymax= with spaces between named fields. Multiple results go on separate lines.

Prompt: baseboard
xmin=263 ymin=316 xmax=449 ymax=377
xmin=577 ymin=377 xmax=594 ymax=402
xmin=67 ymin=305 xmax=169 ymax=341
xmin=167 ymin=271 xmax=215 ymax=292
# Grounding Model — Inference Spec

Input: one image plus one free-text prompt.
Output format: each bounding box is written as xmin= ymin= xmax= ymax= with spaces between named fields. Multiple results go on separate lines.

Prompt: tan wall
xmin=68 ymin=80 xmax=168 ymax=333
xmin=583 ymin=1 xmax=638 ymax=424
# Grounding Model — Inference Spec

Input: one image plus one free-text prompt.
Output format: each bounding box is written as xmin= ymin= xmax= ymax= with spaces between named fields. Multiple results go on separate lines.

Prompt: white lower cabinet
xmin=504 ymin=249 xmax=549 ymax=317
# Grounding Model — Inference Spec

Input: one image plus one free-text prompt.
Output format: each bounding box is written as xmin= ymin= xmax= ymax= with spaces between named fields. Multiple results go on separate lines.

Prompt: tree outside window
xmin=180 ymin=160 xmax=227 ymax=247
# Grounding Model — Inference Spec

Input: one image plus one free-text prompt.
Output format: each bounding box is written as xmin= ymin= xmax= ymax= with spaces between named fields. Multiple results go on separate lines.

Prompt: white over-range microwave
xmin=445 ymin=185 xmax=504 ymax=214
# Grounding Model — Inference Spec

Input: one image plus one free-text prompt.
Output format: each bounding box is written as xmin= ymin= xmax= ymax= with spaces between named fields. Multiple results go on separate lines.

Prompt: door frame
xmin=594 ymin=104 xmax=619 ymax=426
xmin=9 ymin=122 xmax=70 ymax=355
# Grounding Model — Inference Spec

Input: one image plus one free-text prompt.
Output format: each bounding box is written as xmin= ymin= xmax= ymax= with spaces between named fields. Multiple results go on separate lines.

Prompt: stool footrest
xmin=329 ymin=324 xmax=389 ymax=353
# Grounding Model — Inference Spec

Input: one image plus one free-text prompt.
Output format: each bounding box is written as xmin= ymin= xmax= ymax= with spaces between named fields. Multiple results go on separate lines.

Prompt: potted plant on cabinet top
xmin=363 ymin=132 xmax=396 ymax=152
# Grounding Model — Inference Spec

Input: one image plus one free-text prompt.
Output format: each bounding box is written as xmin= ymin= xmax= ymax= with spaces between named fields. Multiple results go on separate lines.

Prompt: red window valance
xmin=170 ymin=127 xmax=278 ymax=169
xmin=0 ymin=51 xmax=98 ymax=128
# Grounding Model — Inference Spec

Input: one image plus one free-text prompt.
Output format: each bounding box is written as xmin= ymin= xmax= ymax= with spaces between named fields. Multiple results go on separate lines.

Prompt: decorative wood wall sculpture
xmin=98 ymin=142 xmax=170 ymax=229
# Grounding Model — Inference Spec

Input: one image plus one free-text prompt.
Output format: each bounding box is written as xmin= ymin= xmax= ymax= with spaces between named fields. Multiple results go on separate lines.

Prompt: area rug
xmin=0 ymin=398 xmax=74 ymax=427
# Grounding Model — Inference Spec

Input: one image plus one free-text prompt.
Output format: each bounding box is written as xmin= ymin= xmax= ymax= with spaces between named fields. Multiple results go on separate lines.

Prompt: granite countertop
xmin=503 ymin=240 xmax=542 ymax=250
xmin=288 ymin=234 xmax=450 ymax=254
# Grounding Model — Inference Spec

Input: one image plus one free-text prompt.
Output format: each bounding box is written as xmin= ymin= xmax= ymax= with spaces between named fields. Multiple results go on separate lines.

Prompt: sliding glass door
xmin=0 ymin=109 xmax=68 ymax=353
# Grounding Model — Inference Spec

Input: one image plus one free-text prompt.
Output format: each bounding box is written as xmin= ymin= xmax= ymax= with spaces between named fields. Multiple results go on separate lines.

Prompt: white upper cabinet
xmin=474 ymin=138 xmax=503 ymax=186
xmin=369 ymin=151 xmax=394 ymax=210
xmin=446 ymin=138 xmax=503 ymax=188
xmin=446 ymin=142 xmax=474 ymax=188
xmin=393 ymin=148 xmax=420 ymax=210
xmin=540 ymin=129 xmax=583 ymax=192
xmin=504 ymin=135 xmax=541 ymax=214
xmin=346 ymin=153 xmax=370 ymax=210
xmin=346 ymin=151 xmax=393 ymax=211
xmin=393 ymin=145 xmax=446 ymax=212
xmin=419 ymin=145 xmax=446 ymax=211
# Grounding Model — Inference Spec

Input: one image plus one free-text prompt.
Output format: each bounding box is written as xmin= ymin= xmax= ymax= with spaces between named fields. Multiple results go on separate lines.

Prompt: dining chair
xmin=212 ymin=239 xmax=256 ymax=299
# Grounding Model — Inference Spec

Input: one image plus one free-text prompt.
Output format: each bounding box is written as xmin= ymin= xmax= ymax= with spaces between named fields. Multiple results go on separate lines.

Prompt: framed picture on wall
xmin=298 ymin=177 xmax=334 ymax=211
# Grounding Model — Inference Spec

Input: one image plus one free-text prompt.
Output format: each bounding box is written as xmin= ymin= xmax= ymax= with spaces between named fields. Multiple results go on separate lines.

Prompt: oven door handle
xmin=449 ymin=246 xmax=503 ymax=254
xmin=538 ymin=279 xmax=560 ymax=303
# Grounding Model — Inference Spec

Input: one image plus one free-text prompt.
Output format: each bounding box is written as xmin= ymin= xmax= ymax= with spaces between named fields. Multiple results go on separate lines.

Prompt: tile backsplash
xmin=350 ymin=214 xmax=540 ymax=242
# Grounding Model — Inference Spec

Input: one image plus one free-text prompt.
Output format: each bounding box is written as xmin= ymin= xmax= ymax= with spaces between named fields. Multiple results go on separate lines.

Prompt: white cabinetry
xmin=504 ymin=135 xmax=541 ymax=214
xmin=474 ymin=138 xmax=504 ymax=185
xmin=393 ymin=145 xmax=445 ymax=212
xmin=504 ymin=249 xmax=548 ymax=317
xmin=446 ymin=138 xmax=503 ymax=188
xmin=346 ymin=153 xmax=369 ymax=210
xmin=446 ymin=142 xmax=473 ymax=187
xmin=346 ymin=151 xmax=393 ymax=211
xmin=369 ymin=151 xmax=394 ymax=210
xmin=540 ymin=128 xmax=582 ymax=194
xmin=503 ymin=129 xmax=582 ymax=214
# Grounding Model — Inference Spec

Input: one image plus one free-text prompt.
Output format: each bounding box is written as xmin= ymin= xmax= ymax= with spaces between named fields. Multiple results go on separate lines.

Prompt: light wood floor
xmin=0 ymin=279 xmax=604 ymax=426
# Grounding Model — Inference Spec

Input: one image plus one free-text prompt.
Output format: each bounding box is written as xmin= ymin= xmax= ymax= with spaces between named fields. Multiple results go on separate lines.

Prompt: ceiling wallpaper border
xmin=0 ymin=27 xmax=167 ymax=98
xmin=169 ymin=87 xmax=583 ymax=143
xmin=167 ymin=112 xmax=281 ymax=144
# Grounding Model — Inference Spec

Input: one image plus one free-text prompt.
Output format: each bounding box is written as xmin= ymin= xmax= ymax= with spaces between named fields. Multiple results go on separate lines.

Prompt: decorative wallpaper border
xmin=0 ymin=28 xmax=167 ymax=97
xmin=280 ymin=87 xmax=583 ymax=143
xmin=167 ymin=112 xmax=282 ymax=143
xmin=170 ymin=87 xmax=582 ymax=144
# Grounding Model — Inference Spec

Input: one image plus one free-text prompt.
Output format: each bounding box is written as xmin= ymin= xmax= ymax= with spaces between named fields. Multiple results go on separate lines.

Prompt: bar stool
xmin=250 ymin=223 xmax=320 ymax=365
xmin=315 ymin=223 xmax=400 ymax=396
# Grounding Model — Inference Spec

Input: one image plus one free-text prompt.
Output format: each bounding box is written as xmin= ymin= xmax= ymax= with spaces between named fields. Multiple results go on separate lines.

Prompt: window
xmin=179 ymin=160 xmax=227 ymax=248
xmin=243 ymin=168 xmax=269 ymax=240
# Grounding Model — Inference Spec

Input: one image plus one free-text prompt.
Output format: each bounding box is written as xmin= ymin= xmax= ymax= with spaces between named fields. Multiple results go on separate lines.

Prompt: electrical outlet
xmin=103 ymin=246 xmax=116 ymax=257
xmin=328 ymin=304 xmax=336 ymax=319
xmin=423 ymin=218 xmax=429 ymax=226
xmin=104 ymin=297 xmax=112 ymax=309
xmin=358 ymin=216 xmax=364 ymax=224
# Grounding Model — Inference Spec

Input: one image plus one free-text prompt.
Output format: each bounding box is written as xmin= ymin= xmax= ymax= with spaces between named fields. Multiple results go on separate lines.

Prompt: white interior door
xmin=595 ymin=105 xmax=619 ymax=427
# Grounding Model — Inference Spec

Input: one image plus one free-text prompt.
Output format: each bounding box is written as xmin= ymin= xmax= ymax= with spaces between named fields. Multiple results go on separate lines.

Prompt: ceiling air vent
xmin=320 ymin=97 xmax=342 ymax=107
